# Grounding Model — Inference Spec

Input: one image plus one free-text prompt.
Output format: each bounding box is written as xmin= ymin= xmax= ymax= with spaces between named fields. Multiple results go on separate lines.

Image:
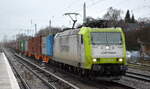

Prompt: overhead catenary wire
xmin=73 ymin=0 xmax=108 ymax=12
xmin=62 ymin=0 xmax=149 ymax=26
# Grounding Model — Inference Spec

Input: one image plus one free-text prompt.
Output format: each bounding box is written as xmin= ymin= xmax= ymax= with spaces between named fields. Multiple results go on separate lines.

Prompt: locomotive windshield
xmin=91 ymin=32 xmax=122 ymax=45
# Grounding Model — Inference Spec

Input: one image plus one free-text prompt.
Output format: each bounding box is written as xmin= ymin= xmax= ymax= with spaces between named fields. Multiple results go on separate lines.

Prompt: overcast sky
xmin=0 ymin=0 xmax=150 ymax=41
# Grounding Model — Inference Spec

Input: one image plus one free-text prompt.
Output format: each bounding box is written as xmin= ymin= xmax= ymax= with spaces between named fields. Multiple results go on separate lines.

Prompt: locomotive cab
xmin=79 ymin=27 xmax=127 ymax=77
xmin=91 ymin=32 xmax=127 ymax=75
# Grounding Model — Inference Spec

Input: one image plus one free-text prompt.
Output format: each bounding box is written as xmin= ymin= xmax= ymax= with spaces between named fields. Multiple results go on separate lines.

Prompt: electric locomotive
xmin=53 ymin=27 xmax=127 ymax=79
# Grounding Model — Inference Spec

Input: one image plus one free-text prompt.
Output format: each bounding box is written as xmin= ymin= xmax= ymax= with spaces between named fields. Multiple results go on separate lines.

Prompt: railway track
xmin=127 ymin=63 xmax=150 ymax=82
xmin=129 ymin=62 xmax=150 ymax=68
xmin=15 ymin=53 xmax=135 ymax=89
xmin=14 ymin=53 xmax=80 ymax=89
xmin=45 ymin=61 xmax=135 ymax=89
xmin=3 ymin=50 xmax=31 ymax=89
xmin=16 ymin=55 xmax=134 ymax=89
xmin=129 ymin=63 xmax=150 ymax=67
xmin=6 ymin=48 xmax=135 ymax=89
xmin=4 ymin=49 xmax=56 ymax=89
xmin=125 ymin=71 xmax=150 ymax=82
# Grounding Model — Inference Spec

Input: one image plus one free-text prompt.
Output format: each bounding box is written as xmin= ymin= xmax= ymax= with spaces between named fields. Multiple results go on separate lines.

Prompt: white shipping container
xmin=25 ymin=40 xmax=28 ymax=52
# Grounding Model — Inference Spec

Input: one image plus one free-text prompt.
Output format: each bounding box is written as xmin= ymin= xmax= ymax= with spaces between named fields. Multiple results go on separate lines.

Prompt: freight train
xmin=9 ymin=27 xmax=127 ymax=80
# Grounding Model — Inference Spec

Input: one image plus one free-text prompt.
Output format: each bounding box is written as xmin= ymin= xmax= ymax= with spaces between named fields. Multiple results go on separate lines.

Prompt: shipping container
xmin=27 ymin=36 xmax=42 ymax=59
xmin=41 ymin=35 xmax=54 ymax=62
xmin=41 ymin=35 xmax=54 ymax=56
xmin=19 ymin=40 xmax=25 ymax=52
xmin=33 ymin=36 xmax=42 ymax=55
xmin=42 ymin=36 xmax=47 ymax=55
xmin=46 ymin=35 xmax=54 ymax=56
xmin=25 ymin=40 xmax=28 ymax=52
xmin=18 ymin=40 xmax=21 ymax=51
xmin=13 ymin=41 xmax=19 ymax=51
xmin=28 ymin=38 xmax=34 ymax=56
xmin=16 ymin=40 xmax=19 ymax=51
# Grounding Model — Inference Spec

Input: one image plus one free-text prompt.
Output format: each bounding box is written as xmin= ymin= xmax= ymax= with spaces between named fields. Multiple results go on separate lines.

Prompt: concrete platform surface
xmin=0 ymin=53 xmax=20 ymax=89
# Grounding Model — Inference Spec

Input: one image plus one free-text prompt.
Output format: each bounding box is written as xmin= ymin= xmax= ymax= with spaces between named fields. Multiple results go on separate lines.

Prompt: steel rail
xmin=16 ymin=58 xmax=57 ymax=89
xmin=125 ymin=72 xmax=150 ymax=82
xmin=129 ymin=63 xmax=150 ymax=67
xmin=4 ymin=51 xmax=31 ymax=89
xmin=5 ymin=48 xmax=135 ymax=89
xmin=15 ymin=53 xmax=80 ymax=89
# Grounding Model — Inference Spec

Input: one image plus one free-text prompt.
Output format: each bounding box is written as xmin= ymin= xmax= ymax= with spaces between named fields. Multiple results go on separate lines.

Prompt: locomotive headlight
xmin=93 ymin=59 xmax=97 ymax=62
xmin=106 ymin=46 xmax=110 ymax=49
xmin=119 ymin=58 xmax=123 ymax=62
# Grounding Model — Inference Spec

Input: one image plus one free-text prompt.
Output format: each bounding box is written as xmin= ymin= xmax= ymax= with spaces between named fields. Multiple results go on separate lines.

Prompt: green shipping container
xmin=19 ymin=40 xmax=25 ymax=52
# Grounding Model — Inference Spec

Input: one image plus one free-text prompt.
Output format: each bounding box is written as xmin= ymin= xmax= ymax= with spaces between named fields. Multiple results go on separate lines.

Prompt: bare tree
xmin=16 ymin=34 xmax=31 ymax=40
xmin=103 ymin=7 xmax=122 ymax=21
xmin=35 ymin=26 xmax=62 ymax=36
xmin=103 ymin=7 xmax=122 ymax=26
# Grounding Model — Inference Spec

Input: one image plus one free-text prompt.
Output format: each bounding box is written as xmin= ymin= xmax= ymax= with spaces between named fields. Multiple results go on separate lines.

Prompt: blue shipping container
xmin=46 ymin=35 xmax=54 ymax=56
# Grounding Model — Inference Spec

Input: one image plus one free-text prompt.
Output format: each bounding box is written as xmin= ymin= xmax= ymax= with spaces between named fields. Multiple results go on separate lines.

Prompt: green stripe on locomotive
xmin=79 ymin=27 xmax=127 ymax=69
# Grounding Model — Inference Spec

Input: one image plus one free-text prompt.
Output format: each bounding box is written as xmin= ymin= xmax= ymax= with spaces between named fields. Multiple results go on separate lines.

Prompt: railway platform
xmin=0 ymin=52 xmax=20 ymax=89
